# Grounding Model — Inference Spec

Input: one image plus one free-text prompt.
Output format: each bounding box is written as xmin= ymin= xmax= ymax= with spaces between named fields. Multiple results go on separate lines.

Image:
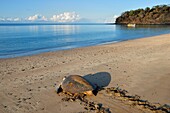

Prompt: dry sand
xmin=0 ymin=34 xmax=170 ymax=113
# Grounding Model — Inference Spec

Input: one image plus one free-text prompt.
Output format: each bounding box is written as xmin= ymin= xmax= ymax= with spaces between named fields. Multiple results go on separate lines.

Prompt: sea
xmin=0 ymin=23 xmax=170 ymax=58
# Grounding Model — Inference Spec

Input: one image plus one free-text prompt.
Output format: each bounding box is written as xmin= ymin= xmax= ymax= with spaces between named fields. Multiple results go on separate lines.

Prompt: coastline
xmin=0 ymin=33 xmax=170 ymax=113
xmin=1 ymin=24 xmax=170 ymax=59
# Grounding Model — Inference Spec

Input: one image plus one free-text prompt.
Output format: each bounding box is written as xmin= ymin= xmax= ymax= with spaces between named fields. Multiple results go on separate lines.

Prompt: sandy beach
xmin=0 ymin=33 xmax=170 ymax=113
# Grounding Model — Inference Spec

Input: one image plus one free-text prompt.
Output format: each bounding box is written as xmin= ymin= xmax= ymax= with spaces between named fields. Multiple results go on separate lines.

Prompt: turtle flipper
xmin=92 ymin=85 xmax=101 ymax=96
xmin=92 ymin=89 xmax=98 ymax=96
xmin=56 ymin=85 xmax=63 ymax=94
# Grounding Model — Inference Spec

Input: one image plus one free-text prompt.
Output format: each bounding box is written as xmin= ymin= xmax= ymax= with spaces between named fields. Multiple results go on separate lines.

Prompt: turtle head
xmin=63 ymin=76 xmax=67 ymax=81
xmin=55 ymin=76 xmax=66 ymax=94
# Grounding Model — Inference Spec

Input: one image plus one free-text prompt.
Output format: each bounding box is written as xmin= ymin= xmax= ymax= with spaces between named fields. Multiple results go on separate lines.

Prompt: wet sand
xmin=0 ymin=34 xmax=170 ymax=113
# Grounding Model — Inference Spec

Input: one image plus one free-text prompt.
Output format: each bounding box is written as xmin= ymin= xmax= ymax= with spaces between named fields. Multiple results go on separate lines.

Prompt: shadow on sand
xmin=83 ymin=72 xmax=111 ymax=88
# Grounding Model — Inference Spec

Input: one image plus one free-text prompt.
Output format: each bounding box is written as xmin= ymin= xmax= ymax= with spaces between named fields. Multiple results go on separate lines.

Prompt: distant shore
xmin=0 ymin=33 xmax=170 ymax=113
xmin=116 ymin=5 xmax=170 ymax=25
xmin=115 ymin=23 xmax=170 ymax=25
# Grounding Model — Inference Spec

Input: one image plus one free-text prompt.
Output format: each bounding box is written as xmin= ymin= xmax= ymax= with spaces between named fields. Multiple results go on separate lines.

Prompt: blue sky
xmin=0 ymin=0 xmax=169 ymax=23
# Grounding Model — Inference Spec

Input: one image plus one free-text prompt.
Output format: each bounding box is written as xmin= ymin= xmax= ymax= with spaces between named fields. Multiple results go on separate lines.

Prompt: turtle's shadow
xmin=83 ymin=72 xmax=111 ymax=89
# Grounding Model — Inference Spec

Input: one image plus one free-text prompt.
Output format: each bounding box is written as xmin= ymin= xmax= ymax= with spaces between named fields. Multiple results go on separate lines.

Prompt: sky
xmin=0 ymin=0 xmax=169 ymax=23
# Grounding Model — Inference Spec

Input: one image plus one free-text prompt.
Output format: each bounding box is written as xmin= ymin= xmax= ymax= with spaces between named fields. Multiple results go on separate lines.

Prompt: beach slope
xmin=0 ymin=34 xmax=170 ymax=113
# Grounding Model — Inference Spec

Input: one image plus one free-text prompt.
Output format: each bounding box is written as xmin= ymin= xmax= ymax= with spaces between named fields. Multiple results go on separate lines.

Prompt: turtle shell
xmin=61 ymin=75 xmax=94 ymax=94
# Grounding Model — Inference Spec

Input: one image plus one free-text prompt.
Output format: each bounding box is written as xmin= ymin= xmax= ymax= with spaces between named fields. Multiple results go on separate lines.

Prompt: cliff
xmin=116 ymin=5 xmax=170 ymax=24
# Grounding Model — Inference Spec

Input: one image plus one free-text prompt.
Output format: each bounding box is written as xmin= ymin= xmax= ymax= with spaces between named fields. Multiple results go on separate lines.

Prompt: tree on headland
xmin=116 ymin=5 xmax=170 ymax=24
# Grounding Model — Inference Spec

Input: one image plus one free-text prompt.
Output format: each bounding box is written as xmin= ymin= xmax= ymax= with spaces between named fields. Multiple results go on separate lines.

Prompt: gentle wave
xmin=0 ymin=24 xmax=170 ymax=58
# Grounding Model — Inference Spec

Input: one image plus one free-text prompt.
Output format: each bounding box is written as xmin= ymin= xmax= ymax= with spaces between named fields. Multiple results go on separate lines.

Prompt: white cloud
xmin=6 ymin=18 xmax=13 ymax=21
xmin=50 ymin=12 xmax=80 ymax=22
xmin=27 ymin=14 xmax=47 ymax=21
xmin=104 ymin=15 xmax=119 ymax=23
xmin=13 ymin=18 xmax=21 ymax=21
xmin=0 ymin=17 xmax=22 ymax=22
xmin=0 ymin=12 xmax=82 ymax=23
xmin=0 ymin=18 xmax=6 ymax=21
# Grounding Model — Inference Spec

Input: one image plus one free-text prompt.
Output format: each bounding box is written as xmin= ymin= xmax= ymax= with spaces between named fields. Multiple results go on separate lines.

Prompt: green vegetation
xmin=116 ymin=5 xmax=170 ymax=24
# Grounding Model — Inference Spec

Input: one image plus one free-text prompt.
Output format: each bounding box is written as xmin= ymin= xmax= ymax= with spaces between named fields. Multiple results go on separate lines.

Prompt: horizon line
xmin=0 ymin=22 xmax=115 ymax=26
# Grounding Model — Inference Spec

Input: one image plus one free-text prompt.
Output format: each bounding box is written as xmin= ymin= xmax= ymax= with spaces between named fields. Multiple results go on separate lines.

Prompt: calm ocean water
xmin=0 ymin=24 xmax=170 ymax=58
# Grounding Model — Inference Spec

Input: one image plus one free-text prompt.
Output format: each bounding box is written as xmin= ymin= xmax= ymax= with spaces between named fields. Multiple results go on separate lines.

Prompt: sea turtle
xmin=56 ymin=75 xmax=98 ymax=96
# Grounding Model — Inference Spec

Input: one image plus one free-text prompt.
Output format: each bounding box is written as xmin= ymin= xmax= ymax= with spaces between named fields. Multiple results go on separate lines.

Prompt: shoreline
xmin=0 ymin=33 xmax=170 ymax=113
xmin=1 ymin=32 xmax=170 ymax=59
